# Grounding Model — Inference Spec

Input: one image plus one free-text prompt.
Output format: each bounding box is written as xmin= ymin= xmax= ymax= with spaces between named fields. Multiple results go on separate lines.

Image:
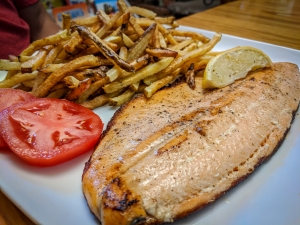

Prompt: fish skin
xmin=82 ymin=62 xmax=300 ymax=225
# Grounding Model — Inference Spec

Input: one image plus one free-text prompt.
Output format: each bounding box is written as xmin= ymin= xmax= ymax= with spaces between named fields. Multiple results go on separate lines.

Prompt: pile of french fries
xmin=0 ymin=0 xmax=222 ymax=109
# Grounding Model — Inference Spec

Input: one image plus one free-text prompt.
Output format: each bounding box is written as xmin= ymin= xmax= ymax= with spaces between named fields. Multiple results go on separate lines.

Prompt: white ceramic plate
xmin=0 ymin=26 xmax=300 ymax=225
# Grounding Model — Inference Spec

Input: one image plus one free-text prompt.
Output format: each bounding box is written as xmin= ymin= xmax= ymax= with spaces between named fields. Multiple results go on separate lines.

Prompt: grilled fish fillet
xmin=82 ymin=62 xmax=300 ymax=225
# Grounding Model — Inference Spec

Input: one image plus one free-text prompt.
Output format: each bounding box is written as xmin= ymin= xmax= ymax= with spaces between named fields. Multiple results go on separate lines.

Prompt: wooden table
xmin=0 ymin=0 xmax=299 ymax=224
xmin=178 ymin=0 xmax=300 ymax=50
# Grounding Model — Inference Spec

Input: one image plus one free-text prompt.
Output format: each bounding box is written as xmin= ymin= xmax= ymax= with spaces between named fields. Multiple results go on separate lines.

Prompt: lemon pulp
xmin=202 ymin=46 xmax=272 ymax=89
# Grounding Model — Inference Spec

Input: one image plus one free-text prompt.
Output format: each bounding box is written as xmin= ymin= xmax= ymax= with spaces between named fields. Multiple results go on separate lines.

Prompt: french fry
xmin=103 ymin=57 xmax=174 ymax=93
xmin=0 ymin=60 xmax=21 ymax=70
xmin=145 ymin=48 xmax=178 ymax=58
xmin=126 ymin=6 xmax=156 ymax=19
xmin=108 ymin=88 xmax=135 ymax=106
xmin=42 ymin=44 xmax=64 ymax=66
xmin=80 ymin=94 xmax=109 ymax=109
xmin=144 ymin=33 xmax=222 ymax=85
xmin=62 ymin=13 xmax=72 ymax=32
xmin=33 ymin=55 xmax=101 ymax=97
xmin=96 ymin=11 xmax=122 ymax=38
xmin=64 ymin=76 xmax=81 ymax=88
xmin=154 ymin=16 xmax=178 ymax=27
xmin=66 ymin=78 xmax=92 ymax=101
xmin=169 ymin=29 xmax=210 ymax=44
xmin=63 ymin=31 xmax=83 ymax=54
xmin=39 ymin=63 xmax=65 ymax=73
xmin=74 ymin=15 xmax=100 ymax=26
xmin=80 ymin=88 xmax=125 ymax=109
xmin=168 ymin=39 xmax=194 ymax=51
xmin=21 ymin=48 xmax=49 ymax=73
xmin=21 ymin=30 xmax=71 ymax=56
xmin=121 ymin=32 xmax=134 ymax=48
xmin=4 ymin=70 xmax=19 ymax=80
xmin=136 ymin=18 xmax=168 ymax=36
xmin=21 ymin=79 xmax=35 ymax=88
xmin=119 ymin=46 xmax=128 ymax=60
xmin=0 ymin=71 xmax=38 ymax=88
xmin=96 ymin=10 xmax=111 ymax=23
xmin=126 ymin=23 xmax=156 ymax=62
xmin=129 ymin=81 xmax=140 ymax=91
xmin=47 ymin=88 xmax=69 ymax=98
xmin=144 ymin=67 xmax=181 ymax=98
xmin=32 ymin=72 xmax=47 ymax=93
xmin=114 ymin=12 xmax=130 ymax=28
xmin=185 ymin=63 xmax=195 ymax=89
xmin=0 ymin=0 xmax=221 ymax=109
xmin=76 ymin=25 xmax=134 ymax=72
xmin=77 ymin=77 xmax=107 ymax=103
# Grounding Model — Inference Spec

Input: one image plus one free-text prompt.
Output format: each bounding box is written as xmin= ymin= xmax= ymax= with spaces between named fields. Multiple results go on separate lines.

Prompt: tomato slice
xmin=0 ymin=98 xmax=103 ymax=166
xmin=0 ymin=88 xmax=36 ymax=148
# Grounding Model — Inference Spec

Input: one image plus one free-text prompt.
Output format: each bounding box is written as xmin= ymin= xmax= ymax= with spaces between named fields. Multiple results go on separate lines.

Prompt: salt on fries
xmin=0 ymin=0 xmax=222 ymax=109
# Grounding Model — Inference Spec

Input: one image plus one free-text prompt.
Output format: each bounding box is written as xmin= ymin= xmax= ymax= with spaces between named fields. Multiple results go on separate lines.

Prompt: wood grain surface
xmin=1 ymin=0 xmax=299 ymax=224
xmin=178 ymin=0 xmax=300 ymax=50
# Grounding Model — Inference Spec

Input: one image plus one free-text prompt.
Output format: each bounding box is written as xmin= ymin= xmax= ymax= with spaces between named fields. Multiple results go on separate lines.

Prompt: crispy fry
xmin=80 ymin=88 xmax=125 ymax=109
xmin=74 ymin=15 xmax=100 ymax=26
xmin=66 ymin=78 xmax=92 ymax=100
xmin=129 ymin=54 xmax=150 ymax=72
xmin=121 ymin=32 xmax=134 ymax=48
xmin=39 ymin=63 xmax=65 ymax=73
xmin=63 ymin=31 xmax=83 ymax=54
xmin=0 ymin=60 xmax=21 ymax=70
xmin=76 ymin=25 xmax=134 ymax=72
xmin=170 ymin=29 xmax=210 ymax=44
xmin=21 ymin=48 xmax=49 ymax=73
xmin=80 ymin=94 xmax=109 ymax=109
xmin=126 ymin=23 xmax=156 ymax=62
xmin=185 ymin=63 xmax=195 ymax=89
xmin=168 ymin=39 xmax=194 ymax=51
xmin=96 ymin=9 xmax=110 ymax=23
xmin=145 ymin=48 xmax=178 ymax=58
xmin=64 ymin=76 xmax=81 ymax=88
xmin=126 ymin=6 xmax=156 ymax=19
xmin=0 ymin=71 xmax=38 ymax=88
xmin=114 ymin=12 xmax=130 ymax=28
xmin=32 ymin=72 xmax=47 ymax=93
xmin=96 ymin=11 xmax=122 ymax=38
xmin=21 ymin=30 xmax=70 ymax=56
xmin=21 ymin=79 xmax=35 ymax=88
xmin=47 ymin=88 xmax=69 ymax=98
xmin=33 ymin=55 xmax=101 ymax=97
xmin=4 ymin=70 xmax=19 ymax=80
xmin=103 ymin=57 xmax=174 ymax=93
xmin=77 ymin=77 xmax=107 ymax=103
xmin=62 ymin=13 xmax=72 ymax=32
xmin=108 ymin=88 xmax=135 ymax=106
xmin=129 ymin=81 xmax=140 ymax=91
xmin=42 ymin=44 xmax=64 ymax=66
xmin=144 ymin=68 xmax=181 ymax=98
xmin=154 ymin=16 xmax=177 ymax=27
xmin=0 ymin=1 xmax=221 ymax=109
xmin=144 ymin=33 xmax=222 ymax=84
xmin=119 ymin=46 xmax=128 ymax=60
xmin=136 ymin=18 xmax=168 ymax=36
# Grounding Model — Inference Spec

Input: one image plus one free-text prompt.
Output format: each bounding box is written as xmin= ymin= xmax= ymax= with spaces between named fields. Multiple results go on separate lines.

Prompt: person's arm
xmin=18 ymin=1 xmax=61 ymax=42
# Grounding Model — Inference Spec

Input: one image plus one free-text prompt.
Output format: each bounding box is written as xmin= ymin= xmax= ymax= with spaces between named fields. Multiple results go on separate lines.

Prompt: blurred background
xmin=42 ymin=0 xmax=236 ymax=26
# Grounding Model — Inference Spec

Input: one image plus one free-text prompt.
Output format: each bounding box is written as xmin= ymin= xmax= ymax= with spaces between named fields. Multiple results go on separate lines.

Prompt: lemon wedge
xmin=202 ymin=46 xmax=272 ymax=89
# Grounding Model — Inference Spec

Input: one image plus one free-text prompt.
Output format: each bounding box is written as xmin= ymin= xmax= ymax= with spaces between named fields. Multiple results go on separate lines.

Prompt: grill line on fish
xmin=82 ymin=62 xmax=300 ymax=225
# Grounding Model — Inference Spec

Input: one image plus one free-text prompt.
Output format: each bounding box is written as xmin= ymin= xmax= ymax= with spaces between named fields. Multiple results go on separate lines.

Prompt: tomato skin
xmin=0 ymin=88 xmax=36 ymax=148
xmin=0 ymin=98 xmax=103 ymax=166
xmin=0 ymin=88 xmax=35 ymax=111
